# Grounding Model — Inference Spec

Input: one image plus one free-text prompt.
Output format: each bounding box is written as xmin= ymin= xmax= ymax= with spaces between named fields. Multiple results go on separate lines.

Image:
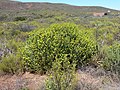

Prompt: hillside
xmin=0 ymin=0 xmax=120 ymax=22
xmin=0 ymin=0 xmax=119 ymax=12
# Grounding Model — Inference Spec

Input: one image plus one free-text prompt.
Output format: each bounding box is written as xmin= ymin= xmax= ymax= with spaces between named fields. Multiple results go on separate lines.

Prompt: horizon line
xmin=11 ymin=0 xmax=120 ymax=11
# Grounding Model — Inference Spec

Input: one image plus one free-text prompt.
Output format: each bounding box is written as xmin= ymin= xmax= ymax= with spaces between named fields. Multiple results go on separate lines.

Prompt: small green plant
xmin=14 ymin=16 xmax=26 ymax=21
xmin=0 ymin=54 xmax=24 ymax=74
xmin=20 ymin=87 xmax=29 ymax=90
xmin=45 ymin=54 xmax=76 ymax=90
xmin=102 ymin=43 xmax=120 ymax=74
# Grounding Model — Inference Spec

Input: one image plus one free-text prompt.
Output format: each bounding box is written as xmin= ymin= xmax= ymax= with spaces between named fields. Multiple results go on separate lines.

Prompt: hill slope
xmin=0 ymin=0 xmax=119 ymax=12
xmin=0 ymin=0 xmax=120 ymax=22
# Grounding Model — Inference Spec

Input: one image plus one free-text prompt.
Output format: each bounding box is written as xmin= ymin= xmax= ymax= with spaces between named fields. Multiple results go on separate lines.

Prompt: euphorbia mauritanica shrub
xmin=22 ymin=23 xmax=97 ymax=73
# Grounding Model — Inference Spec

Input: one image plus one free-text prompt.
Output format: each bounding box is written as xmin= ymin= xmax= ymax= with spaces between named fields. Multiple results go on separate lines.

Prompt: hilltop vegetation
xmin=0 ymin=0 xmax=120 ymax=90
xmin=0 ymin=0 xmax=120 ymax=22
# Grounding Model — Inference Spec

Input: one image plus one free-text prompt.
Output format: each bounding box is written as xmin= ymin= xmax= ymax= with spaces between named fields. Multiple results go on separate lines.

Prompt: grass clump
xmin=0 ymin=54 xmax=23 ymax=74
xmin=45 ymin=55 xmax=76 ymax=90
xmin=102 ymin=43 xmax=120 ymax=74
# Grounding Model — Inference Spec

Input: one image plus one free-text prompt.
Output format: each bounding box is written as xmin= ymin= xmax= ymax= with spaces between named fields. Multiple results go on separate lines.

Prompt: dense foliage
xmin=22 ymin=23 xmax=97 ymax=73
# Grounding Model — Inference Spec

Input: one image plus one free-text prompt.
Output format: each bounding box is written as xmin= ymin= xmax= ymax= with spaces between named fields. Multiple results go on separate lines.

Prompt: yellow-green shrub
xmin=22 ymin=23 xmax=97 ymax=73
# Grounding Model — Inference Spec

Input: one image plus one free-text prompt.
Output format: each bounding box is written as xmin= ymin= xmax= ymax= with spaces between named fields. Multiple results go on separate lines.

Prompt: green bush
xmin=45 ymin=54 xmax=76 ymax=90
xmin=102 ymin=43 xmax=120 ymax=74
xmin=0 ymin=54 xmax=24 ymax=74
xmin=22 ymin=23 xmax=97 ymax=73
xmin=0 ymin=14 xmax=8 ymax=21
xmin=14 ymin=16 xmax=26 ymax=21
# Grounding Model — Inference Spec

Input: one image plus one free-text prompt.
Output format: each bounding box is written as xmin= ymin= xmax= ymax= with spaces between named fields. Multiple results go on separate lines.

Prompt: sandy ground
xmin=0 ymin=72 xmax=46 ymax=90
xmin=0 ymin=68 xmax=120 ymax=90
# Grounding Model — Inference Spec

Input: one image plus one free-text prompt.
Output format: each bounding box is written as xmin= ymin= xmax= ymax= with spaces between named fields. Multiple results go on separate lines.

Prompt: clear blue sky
xmin=16 ymin=0 xmax=120 ymax=10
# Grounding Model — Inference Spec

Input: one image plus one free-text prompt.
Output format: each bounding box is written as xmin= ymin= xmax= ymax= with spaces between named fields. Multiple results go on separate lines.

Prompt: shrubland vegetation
xmin=0 ymin=0 xmax=120 ymax=89
xmin=22 ymin=23 xmax=97 ymax=74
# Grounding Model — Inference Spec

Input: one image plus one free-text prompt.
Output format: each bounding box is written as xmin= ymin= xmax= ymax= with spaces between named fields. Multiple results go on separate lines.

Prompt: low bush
xmin=14 ymin=16 xmax=26 ymax=21
xmin=45 ymin=54 xmax=76 ymax=90
xmin=22 ymin=23 xmax=97 ymax=73
xmin=18 ymin=23 xmax=36 ymax=32
xmin=102 ymin=43 xmax=120 ymax=74
xmin=0 ymin=54 xmax=24 ymax=74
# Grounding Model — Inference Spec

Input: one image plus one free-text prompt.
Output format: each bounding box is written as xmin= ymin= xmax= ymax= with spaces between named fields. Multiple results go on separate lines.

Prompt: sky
xmin=16 ymin=0 xmax=120 ymax=10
